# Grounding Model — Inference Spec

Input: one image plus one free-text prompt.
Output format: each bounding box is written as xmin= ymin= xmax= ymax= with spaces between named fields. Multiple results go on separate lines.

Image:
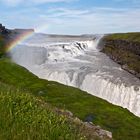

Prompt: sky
xmin=0 ymin=0 xmax=140 ymax=34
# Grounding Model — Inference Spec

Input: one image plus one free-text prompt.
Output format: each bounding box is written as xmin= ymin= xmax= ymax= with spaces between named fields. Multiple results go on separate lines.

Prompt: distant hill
xmin=0 ymin=23 xmax=11 ymax=35
xmin=0 ymin=25 xmax=140 ymax=140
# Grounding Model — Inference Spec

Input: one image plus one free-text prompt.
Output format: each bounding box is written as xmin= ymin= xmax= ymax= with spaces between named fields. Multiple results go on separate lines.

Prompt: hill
xmin=0 ymin=29 xmax=140 ymax=139
xmin=0 ymin=82 xmax=87 ymax=140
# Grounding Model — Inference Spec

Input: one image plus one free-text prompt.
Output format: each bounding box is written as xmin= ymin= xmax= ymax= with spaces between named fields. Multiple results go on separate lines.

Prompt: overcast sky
xmin=0 ymin=0 xmax=140 ymax=34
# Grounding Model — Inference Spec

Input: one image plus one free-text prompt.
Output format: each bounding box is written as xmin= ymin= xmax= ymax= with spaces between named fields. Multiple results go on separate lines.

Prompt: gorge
xmin=10 ymin=33 xmax=140 ymax=117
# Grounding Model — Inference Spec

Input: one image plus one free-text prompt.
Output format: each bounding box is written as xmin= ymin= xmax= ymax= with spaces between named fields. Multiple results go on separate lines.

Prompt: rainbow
xmin=6 ymin=31 xmax=34 ymax=53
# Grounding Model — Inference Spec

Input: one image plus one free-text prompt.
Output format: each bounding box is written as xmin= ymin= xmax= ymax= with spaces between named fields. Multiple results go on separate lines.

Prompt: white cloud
xmin=0 ymin=0 xmax=76 ymax=6
xmin=114 ymin=0 xmax=140 ymax=4
xmin=1 ymin=0 xmax=21 ymax=6
xmin=1 ymin=5 xmax=140 ymax=34
xmin=39 ymin=7 xmax=140 ymax=34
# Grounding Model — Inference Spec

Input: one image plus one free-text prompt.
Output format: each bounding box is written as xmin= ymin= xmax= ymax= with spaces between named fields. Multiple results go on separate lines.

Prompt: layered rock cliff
xmin=102 ymin=33 xmax=140 ymax=79
xmin=0 ymin=23 xmax=34 ymax=57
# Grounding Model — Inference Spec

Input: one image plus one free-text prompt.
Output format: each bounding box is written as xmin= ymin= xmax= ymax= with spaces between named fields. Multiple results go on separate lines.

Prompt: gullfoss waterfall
xmin=9 ymin=34 xmax=140 ymax=117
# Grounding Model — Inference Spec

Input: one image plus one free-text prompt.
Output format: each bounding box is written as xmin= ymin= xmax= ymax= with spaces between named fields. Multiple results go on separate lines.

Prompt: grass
xmin=105 ymin=32 xmax=140 ymax=42
xmin=0 ymin=82 xmax=87 ymax=140
xmin=0 ymin=58 xmax=140 ymax=140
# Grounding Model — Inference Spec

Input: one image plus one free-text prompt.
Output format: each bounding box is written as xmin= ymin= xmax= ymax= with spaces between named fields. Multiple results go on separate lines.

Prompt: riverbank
xmin=102 ymin=33 xmax=140 ymax=79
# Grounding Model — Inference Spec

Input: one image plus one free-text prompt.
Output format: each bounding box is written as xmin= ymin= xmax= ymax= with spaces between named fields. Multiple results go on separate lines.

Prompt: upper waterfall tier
xmin=11 ymin=34 xmax=102 ymax=64
xmin=10 ymin=34 xmax=140 ymax=117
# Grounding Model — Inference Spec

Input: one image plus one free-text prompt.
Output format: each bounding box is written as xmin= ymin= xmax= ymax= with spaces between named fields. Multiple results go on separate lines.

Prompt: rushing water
xmin=10 ymin=34 xmax=140 ymax=117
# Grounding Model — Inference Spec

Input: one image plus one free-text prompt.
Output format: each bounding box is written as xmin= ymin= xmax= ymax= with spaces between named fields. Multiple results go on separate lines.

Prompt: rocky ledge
xmin=55 ymin=108 xmax=112 ymax=140
xmin=101 ymin=33 xmax=140 ymax=79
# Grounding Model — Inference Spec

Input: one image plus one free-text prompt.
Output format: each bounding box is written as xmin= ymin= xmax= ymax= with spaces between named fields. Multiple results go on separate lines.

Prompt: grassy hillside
xmin=0 ymin=58 xmax=140 ymax=140
xmin=0 ymin=82 xmax=88 ymax=140
xmin=105 ymin=32 xmax=140 ymax=42
xmin=102 ymin=33 xmax=140 ymax=77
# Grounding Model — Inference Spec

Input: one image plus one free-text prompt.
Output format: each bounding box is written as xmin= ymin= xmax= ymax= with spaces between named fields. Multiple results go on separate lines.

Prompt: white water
xmin=10 ymin=34 xmax=140 ymax=117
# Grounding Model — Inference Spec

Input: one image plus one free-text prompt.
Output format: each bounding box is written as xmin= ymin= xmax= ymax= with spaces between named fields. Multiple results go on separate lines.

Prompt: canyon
xmin=10 ymin=33 xmax=140 ymax=117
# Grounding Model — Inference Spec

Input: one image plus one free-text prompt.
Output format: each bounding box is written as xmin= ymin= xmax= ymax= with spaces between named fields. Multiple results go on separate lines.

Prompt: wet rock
xmin=136 ymin=73 xmax=140 ymax=78
xmin=134 ymin=86 xmax=139 ymax=91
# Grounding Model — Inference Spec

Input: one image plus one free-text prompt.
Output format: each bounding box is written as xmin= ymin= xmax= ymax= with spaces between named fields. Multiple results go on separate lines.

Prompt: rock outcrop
xmin=102 ymin=34 xmax=140 ymax=79
xmin=0 ymin=24 xmax=10 ymax=35
xmin=104 ymin=39 xmax=140 ymax=55
xmin=54 ymin=108 xmax=112 ymax=140
xmin=0 ymin=23 xmax=34 ymax=41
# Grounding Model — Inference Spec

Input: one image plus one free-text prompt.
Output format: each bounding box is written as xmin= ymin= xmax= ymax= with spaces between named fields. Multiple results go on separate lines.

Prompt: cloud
xmin=37 ymin=7 xmax=140 ymax=34
xmin=114 ymin=0 xmax=140 ymax=4
xmin=0 ymin=3 xmax=140 ymax=34
xmin=24 ymin=7 xmax=140 ymax=34
xmin=1 ymin=0 xmax=21 ymax=6
xmin=0 ymin=0 xmax=76 ymax=6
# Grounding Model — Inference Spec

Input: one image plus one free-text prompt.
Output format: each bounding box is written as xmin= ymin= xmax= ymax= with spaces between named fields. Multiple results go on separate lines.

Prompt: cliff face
xmin=0 ymin=24 xmax=11 ymax=35
xmin=102 ymin=33 xmax=140 ymax=79
xmin=0 ymin=23 xmax=34 ymax=37
xmin=0 ymin=24 xmax=9 ymax=57
xmin=0 ymin=24 xmax=34 ymax=57
xmin=104 ymin=39 xmax=140 ymax=55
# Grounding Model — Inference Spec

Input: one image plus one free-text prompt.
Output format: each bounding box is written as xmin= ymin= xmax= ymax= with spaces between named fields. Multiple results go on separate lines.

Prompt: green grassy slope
xmin=105 ymin=32 xmax=140 ymax=42
xmin=0 ymin=82 xmax=87 ymax=140
xmin=0 ymin=58 xmax=140 ymax=140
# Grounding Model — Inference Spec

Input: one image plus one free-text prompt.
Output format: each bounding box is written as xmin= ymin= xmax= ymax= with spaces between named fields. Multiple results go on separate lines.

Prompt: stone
xmin=99 ymin=130 xmax=112 ymax=139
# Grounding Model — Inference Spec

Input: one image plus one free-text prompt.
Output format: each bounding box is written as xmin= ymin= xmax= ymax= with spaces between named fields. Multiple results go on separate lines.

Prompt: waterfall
xmin=10 ymin=34 xmax=140 ymax=117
